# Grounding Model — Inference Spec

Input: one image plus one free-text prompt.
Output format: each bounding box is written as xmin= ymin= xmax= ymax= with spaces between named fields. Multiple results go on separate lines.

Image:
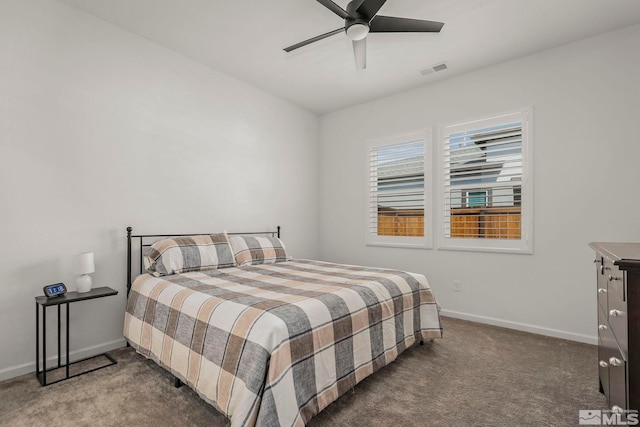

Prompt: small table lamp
xmin=74 ymin=252 xmax=95 ymax=293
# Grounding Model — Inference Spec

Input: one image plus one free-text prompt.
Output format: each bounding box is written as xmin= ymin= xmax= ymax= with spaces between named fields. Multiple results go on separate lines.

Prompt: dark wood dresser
xmin=590 ymin=242 xmax=640 ymax=414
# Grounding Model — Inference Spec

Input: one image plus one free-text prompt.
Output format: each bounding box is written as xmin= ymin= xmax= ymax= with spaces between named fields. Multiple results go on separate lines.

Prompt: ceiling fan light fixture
xmin=346 ymin=23 xmax=369 ymax=41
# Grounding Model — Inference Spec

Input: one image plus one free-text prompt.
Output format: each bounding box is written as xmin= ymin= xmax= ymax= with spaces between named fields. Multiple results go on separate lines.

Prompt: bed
xmin=123 ymin=226 xmax=442 ymax=427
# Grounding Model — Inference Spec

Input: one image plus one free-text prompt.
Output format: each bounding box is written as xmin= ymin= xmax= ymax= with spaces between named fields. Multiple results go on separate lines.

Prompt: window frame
xmin=366 ymin=129 xmax=433 ymax=249
xmin=437 ymin=108 xmax=533 ymax=254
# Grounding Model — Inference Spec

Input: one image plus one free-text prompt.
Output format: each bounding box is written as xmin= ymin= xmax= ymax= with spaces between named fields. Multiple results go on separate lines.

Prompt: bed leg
xmin=174 ymin=377 xmax=183 ymax=388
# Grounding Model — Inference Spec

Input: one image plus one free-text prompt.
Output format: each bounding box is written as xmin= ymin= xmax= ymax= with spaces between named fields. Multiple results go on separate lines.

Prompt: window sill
xmin=437 ymin=242 xmax=533 ymax=255
xmin=366 ymin=242 xmax=432 ymax=250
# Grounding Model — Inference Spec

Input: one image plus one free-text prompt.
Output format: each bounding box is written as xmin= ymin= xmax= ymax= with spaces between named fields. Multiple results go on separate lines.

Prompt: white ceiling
xmin=58 ymin=0 xmax=640 ymax=114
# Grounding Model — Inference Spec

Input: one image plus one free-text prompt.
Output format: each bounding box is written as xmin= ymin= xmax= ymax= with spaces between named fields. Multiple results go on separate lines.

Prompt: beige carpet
xmin=0 ymin=317 xmax=606 ymax=426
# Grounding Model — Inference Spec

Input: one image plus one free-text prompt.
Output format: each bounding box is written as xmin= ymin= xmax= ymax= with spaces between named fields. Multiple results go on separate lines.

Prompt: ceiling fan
xmin=283 ymin=0 xmax=444 ymax=70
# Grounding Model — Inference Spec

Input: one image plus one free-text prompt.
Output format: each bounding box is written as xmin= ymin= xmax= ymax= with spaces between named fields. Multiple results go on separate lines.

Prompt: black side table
xmin=35 ymin=286 xmax=118 ymax=386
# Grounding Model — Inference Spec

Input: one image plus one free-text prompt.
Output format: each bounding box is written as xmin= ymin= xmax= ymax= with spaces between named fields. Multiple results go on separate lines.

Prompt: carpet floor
xmin=0 ymin=317 xmax=607 ymax=426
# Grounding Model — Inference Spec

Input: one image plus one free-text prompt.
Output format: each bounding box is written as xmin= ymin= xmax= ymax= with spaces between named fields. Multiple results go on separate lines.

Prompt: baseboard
xmin=1 ymin=315 xmax=596 ymax=381
xmin=440 ymin=309 xmax=597 ymax=345
xmin=0 ymin=338 xmax=127 ymax=382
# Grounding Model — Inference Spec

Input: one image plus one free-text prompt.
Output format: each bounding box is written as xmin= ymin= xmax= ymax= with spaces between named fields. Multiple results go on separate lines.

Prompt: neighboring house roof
xmin=377 ymin=154 xmax=423 ymax=179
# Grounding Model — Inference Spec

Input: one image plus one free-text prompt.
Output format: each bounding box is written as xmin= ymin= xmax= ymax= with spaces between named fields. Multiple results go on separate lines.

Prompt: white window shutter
xmin=439 ymin=109 xmax=533 ymax=254
xmin=367 ymin=130 xmax=432 ymax=248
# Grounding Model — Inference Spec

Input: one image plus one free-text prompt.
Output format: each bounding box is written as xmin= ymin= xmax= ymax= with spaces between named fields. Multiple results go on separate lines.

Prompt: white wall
xmin=0 ymin=0 xmax=319 ymax=380
xmin=319 ymin=24 xmax=640 ymax=343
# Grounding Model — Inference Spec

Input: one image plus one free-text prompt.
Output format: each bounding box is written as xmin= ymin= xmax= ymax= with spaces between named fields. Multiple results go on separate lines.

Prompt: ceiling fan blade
xmin=284 ymin=28 xmax=344 ymax=52
xmin=316 ymin=0 xmax=349 ymax=19
xmin=356 ymin=0 xmax=388 ymax=21
xmin=370 ymin=16 xmax=444 ymax=33
xmin=352 ymin=38 xmax=366 ymax=70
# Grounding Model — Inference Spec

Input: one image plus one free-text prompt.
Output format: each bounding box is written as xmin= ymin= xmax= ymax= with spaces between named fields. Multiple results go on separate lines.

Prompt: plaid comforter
xmin=124 ymin=259 xmax=442 ymax=427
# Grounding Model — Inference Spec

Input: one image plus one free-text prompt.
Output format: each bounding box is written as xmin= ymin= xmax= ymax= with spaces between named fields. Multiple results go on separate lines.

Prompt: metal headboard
xmin=126 ymin=226 xmax=281 ymax=296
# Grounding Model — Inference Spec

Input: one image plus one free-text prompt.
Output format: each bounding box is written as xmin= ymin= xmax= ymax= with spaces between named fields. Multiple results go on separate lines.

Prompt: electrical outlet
xmin=453 ymin=280 xmax=462 ymax=292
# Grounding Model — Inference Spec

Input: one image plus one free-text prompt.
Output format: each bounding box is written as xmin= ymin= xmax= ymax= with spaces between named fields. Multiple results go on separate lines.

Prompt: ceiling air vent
xmin=421 ymin=62 xmax=449 ymax=76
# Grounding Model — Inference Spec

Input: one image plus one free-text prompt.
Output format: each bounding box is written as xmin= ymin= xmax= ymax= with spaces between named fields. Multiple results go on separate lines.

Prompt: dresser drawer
xmin=608 ymin=348 xmax=628 ymax=413
xmin=599 ymin=320 xmax=628 ymax=410
xmin=596 ymin=256 xmax=608 ymax=313
xmin=598 ymin=311 xmax=608 ymax=336
xmin=607 ymin=272 xmax=628 ymax=358
xmin=607 ymin=262 xmax=625 ymax=302
xmin=598 ymin=306 xmax=611 ymax=401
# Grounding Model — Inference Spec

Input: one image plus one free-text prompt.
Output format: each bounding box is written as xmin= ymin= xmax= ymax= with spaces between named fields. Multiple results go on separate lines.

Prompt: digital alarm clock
xmin=43 ymin=283 xmax=67 ymax=298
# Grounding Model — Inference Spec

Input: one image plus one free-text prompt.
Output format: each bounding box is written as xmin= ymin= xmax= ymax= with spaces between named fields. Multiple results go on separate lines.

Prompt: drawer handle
xmin=609 ymin=309 xmax=624 ymax=317
xmin=598 ymin=288 xmax=607 ymax=294
xmin=598 ymin=324 xmax=608 ymax=331
xmin=608 ymin=275 xmax=621 ymax=281
xmin=609 ymin=357 xmax=623 ymax=367
xmin=599 ymin=360 xmax=609 ymax=368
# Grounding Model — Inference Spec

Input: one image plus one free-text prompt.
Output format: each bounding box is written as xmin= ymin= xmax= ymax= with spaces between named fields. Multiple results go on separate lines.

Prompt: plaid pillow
xmin=144 ymin=233 xmax=236 ymax=276
xmin=228 ymin=235 xmax=290 ymax=266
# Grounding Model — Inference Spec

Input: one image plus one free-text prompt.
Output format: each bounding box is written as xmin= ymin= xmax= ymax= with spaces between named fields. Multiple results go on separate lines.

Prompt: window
xmin=438 ymin=109 xmax=533 ymax=253
xmin=367 ymin=130 xmax=432 ymax=248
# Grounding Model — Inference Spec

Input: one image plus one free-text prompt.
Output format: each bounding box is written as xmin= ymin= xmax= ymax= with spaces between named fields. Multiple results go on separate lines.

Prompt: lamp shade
xmin=74 ymin=252 xmax=95 ymax=275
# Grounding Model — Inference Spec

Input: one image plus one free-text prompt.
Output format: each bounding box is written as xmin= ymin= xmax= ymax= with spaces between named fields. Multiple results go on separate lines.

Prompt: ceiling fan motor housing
xmin=345 ymin=18 xmax=370 ymax=40
xmin=345 ymin=1 xmax=370 ymax=40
